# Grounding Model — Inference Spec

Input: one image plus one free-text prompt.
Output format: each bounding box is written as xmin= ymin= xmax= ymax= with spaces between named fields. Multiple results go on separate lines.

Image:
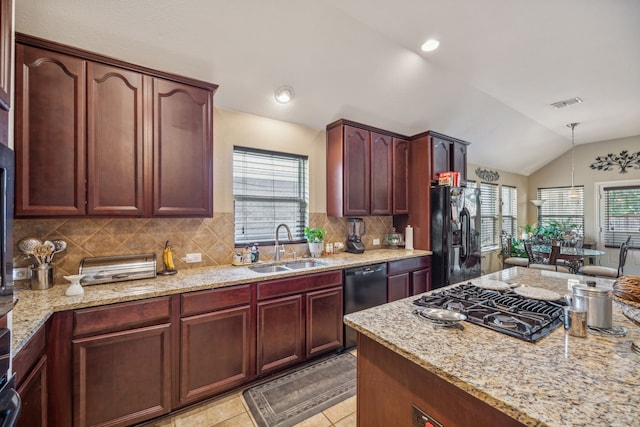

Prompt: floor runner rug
xmin=243 ymin=353 xmax=356 ymax=427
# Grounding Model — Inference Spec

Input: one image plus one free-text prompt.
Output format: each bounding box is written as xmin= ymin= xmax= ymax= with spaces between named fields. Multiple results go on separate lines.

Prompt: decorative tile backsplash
xmin=14 ymin=213 xmax=393 ymax=284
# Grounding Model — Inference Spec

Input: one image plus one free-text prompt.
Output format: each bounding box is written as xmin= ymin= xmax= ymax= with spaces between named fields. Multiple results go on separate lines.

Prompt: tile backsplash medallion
xmin=14 ymin=213 xmax=393 ymax=284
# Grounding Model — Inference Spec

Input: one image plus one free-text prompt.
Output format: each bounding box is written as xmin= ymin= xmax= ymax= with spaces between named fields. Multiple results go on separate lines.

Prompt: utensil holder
xmin=31 ymin=263 xmax=54 ymax=290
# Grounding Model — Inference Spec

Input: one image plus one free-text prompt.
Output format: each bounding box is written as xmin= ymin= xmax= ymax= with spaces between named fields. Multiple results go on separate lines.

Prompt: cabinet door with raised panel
xmin=387 ymin=273 xmax=410 ymax=302
xmin=152 ymin=78 xmax=213 ymax=217
xmin=16 ymin=355 xmax=47 ymax=427
xmin=411 ymin=268 xmax=431 ymax=295
xmin=15 ymin=44 xmax=86 ymax=216
xmin=370 ymin=132 xmax=392 ymax=215
xmin=452 ymin=141 xmax=468 ymax=185
xmin=73 ymin=324 xmax=172 ymax=427
xmin=257 ymin=294 xmax=304 ymax=375
xmin=180 ymin=305 xmax=252 ymax=405
xmin=343 ymin=125 xmax=370 ymax=216
xmin=306 ymin=286 xmax=343 ymax=358
xmin=430 ymin=137 xmax=451 ymax=183
xmin=0 ymin=0 xmax=11 ymax=112
xmin=392 ymin=138 xmax=410 ymax=214
xmin=87 ymin=63 xmax=145 ymax=215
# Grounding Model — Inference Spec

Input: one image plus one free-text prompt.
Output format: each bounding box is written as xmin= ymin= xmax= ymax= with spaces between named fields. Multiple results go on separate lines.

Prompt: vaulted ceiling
xmin=15 ymin=0 xmax=640 ymax=175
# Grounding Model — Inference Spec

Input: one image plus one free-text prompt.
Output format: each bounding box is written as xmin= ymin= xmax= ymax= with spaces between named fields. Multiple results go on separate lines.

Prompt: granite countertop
xmin=344 ymin=267 xmax=640 ymax=426
xmin=12 ymin=248 xmax=430 ymax=354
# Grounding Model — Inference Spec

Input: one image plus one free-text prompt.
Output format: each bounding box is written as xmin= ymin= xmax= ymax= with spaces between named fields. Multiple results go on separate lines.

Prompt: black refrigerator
xmin=431 ymin=186 xmax=481 ymax=289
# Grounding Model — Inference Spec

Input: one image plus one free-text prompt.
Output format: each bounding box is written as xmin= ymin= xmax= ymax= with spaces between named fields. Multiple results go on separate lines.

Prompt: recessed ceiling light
xmin=274 ymin=86 xmax=294 ymax=104
xmin=421 ymin=39 xmax=440 ymax=52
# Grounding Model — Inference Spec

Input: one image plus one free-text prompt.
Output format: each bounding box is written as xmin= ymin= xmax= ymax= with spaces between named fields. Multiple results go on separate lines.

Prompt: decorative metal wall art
xmin=589 ymin=150 xmax=640 ymax=174
xmin=475 ymin=167 xmax=500 ymax=182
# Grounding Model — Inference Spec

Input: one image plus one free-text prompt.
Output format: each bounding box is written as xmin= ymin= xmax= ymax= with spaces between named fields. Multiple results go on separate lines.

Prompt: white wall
xmin=528 ymin=135 xmax=640 ymax=274
xmin=213 ymin=108 xmax=327 ymax=213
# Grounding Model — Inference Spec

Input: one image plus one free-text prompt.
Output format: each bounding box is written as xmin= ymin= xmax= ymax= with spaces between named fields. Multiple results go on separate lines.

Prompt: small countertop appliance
xmin=346 ymin=217 xmax=366 ymax=254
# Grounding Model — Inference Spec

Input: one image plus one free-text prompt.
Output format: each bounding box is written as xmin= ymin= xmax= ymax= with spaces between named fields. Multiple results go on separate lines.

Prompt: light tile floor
xmin=141 ymin=351 xmax=357 ymax=427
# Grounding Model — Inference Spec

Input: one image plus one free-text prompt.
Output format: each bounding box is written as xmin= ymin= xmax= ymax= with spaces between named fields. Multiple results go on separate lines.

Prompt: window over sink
xmin=233 ymin=146 xmax=309 ymax=245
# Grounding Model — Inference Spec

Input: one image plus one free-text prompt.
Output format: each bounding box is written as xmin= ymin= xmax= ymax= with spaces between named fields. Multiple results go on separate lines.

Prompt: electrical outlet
xmin=184 ymin=253 xmax=202 ymax=263
xmin=13 ymin=267 xmax=29 ymax=280
xmin=373 ymin=238 xmax=380 ymax=245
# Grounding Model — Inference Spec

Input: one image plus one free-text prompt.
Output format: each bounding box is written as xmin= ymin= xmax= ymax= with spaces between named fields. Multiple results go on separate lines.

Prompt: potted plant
xmin=304 ymin=227 xmax=326 ymax=258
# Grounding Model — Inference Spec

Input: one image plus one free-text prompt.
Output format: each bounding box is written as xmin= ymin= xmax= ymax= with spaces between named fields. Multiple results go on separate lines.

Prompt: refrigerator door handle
xmin=459 ymin=208 xmax=468 ymax=262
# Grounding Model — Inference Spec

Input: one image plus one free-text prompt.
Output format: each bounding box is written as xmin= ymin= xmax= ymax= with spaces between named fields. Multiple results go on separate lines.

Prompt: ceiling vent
xmin=550 ymin=97 xmax=583 ymax=109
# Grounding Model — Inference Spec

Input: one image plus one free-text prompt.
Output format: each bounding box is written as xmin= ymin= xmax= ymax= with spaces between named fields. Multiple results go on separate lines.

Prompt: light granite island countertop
xmin=344 ymin=267 xmax=640 ymax=427
xmin=12 ymin=248 xmax=430 ymax=354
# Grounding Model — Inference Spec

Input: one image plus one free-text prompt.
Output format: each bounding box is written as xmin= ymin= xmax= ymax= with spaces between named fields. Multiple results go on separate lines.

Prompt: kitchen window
xmin=537 ymin=186 xmax=584 ymax=236
xmin=501 ymin=185 xmax=517 ymax=238
xmin=479 ymin=182 xmax=499 ymax=249
xmin=233 ymin=146 xmax=309 ymax=245
xmin=601 ymin=184 xmax=640 ymax=248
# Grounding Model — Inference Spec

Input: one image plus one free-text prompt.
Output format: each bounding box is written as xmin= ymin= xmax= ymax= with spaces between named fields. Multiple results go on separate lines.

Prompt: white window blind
xmin=501 ymin=185 xmax=517 ymax=237
xmin=537 ymin=186 xmax=584 ymax=236
xmin=233 ymin=146 xmax=309 ymax=245
xmin=603 ymin=185 xmax=640 ymax=248
xmin=480 ymin=182 xmax=499 ymax=249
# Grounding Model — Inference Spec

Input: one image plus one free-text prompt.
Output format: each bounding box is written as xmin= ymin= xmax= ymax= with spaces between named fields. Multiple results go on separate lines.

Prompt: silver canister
xmin=31 ymin=263 xmax=54 ymax=290
xmin=572 ymin=282 xmax=613 ymax=329
xmin=564 ymin=306 xmax=587 ymax=337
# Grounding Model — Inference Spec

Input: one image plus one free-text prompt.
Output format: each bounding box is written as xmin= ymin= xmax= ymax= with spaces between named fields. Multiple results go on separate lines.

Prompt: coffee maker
xmin=346 ymin=218 xmax=366 ymax=254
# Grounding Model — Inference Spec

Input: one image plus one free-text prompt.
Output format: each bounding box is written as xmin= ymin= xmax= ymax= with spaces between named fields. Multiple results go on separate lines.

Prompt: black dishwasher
xmin=343 ymin=263 xmax=387 ymax=348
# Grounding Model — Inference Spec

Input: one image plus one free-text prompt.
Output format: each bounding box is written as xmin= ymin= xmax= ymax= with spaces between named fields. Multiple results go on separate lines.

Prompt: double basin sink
xmin=248 ymin=260 xmax=325 ymax=274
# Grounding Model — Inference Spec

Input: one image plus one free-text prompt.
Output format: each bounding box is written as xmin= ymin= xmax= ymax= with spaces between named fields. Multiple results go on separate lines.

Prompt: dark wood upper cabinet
xmin=152 ymin=79 xmax=213 ymax=217
xmin=452 ymin=140 xmax=468 ymax=186
xmin=370 ymin=132 xmax=392 ymax=215
xmin=392 ymin=138 xmax=409 ymax=214
xmin=0 ymin=0 xmax=11 ymax=112
xmin=14 ymin=34 xmax=217 ymax=218
xmin=15 ymin=44 xmax=87 ymax=216
xmin=430 ymin=132 xmax=469 ymax=185
xmin=327 ymin=119 xmax=406 ymax=217
xmin=87 ymin=63 xmax=145 ymax=216
xmin=430 ymin=137 xmax=452 ymax=183
xmin=342 ymin=125 xmax=370 ymax=216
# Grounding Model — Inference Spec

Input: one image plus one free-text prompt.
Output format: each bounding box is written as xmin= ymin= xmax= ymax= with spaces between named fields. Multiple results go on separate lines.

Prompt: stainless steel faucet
xmin=274 ymin=223 xmax=293 ymax=261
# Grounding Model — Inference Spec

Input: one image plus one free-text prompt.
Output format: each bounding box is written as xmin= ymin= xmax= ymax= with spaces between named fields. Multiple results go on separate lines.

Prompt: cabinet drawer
xmin=13 ymin=324 xmax=46 ymax=386
xmin=257 ymin=271 xmax=342 ymax=300
xmin=181 ymin=284 xmax=252 ymax=316
xmin=387 ymin=256 xmax=431 ymax=275
xmin=74 ymin=296 xmax=171 ymax=337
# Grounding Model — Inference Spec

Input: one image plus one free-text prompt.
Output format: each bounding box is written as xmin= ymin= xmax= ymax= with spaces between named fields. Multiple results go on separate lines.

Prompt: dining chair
xmin=528 ymin=245 xmax=571 ymax=273
xmin=501 ymin=232 xmax=528 ymax=268
xmin=557 ymin=238 xmax=584 ymax=270
xmin=579 ymin=236 xmax=631 ymax=278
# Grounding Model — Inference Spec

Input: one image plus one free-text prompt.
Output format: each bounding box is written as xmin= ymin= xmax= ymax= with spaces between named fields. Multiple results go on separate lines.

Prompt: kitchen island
xmin=344 ymin=267 xmax=640 ymax=426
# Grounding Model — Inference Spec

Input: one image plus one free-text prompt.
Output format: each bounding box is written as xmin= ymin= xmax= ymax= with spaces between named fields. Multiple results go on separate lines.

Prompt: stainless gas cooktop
xmin=413 ymin=283 xmax=566 ymax=342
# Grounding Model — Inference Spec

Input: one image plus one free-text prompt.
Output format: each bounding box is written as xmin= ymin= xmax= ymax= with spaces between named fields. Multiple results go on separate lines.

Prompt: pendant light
xmin=567 ymin=122 xmax=580 ymax=202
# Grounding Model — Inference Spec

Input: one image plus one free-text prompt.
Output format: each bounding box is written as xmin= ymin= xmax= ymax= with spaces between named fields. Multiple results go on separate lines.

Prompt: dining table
xmin=532 ymin=244 xmax=607 ymax=273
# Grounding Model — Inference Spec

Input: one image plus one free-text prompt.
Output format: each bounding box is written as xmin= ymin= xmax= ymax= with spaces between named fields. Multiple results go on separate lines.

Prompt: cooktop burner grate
xmin=413 ymin=283 xmax=566 ymax=342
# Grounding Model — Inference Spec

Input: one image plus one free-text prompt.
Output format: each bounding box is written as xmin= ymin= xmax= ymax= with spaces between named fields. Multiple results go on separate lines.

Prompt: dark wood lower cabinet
xmin=27 ymin=269 xmax=349 ymax=426
xmin=180 ymin=305 xmax=252 ymax=405
xmin=306 ymin=287 xmax=343 ymax=358
xmin=387 ymin=256 xmax=432 ymax=302
xmin=387 ymin=273 xmax=410 ymax=302
xmin=73 ymin=323 xmax=172 ymax=427
xmin=257 ymin=295 xmax=304 ymax=375
xmin=411 ymin=268 xmax=431 ymax=295
xmin=16 ymin=355 xmax=47 ymax=427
